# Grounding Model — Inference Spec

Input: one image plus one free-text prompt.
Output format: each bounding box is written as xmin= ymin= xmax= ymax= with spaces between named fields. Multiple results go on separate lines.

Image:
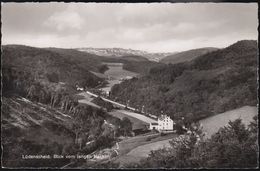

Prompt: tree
xmin=98 ymin=64 xmax=109 ymax=74
xmin=26 ymin=85 xmax=37 ymax=100
xmin=120 ymin=117 xmax=133 ymax=137
xmin=124 ymin=118 xmax=258 ymax=169
xmin=196 ymin=118 xmax=257 ymax=168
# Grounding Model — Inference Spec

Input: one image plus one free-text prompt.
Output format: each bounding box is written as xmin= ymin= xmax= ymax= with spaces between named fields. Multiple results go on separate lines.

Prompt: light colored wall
xmin=149 ymin=123 xmax=158 ymax=130
xmin=158 ymin=116 xmax=173 ymax=131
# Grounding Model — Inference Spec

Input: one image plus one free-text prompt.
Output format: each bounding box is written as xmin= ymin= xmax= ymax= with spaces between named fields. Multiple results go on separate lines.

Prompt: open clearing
xmin=103 ymin=62 xmax=138 ymax=79
xmin=113 ymin=133 xmax=177 ymax=166
xmin=127 ymin=139 xmax=172 ymax=157
xmin=100 ymin=62 xmax=138 ymax=92
xmin=200 ymin=106 xmax=257 ymax=138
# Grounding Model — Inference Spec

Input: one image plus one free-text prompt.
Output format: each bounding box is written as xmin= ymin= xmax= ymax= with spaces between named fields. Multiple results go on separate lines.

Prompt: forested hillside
xmin=119 ymin=55 xmax=149 ymax=62
xmin=160 ymin=47 xmax=218 ymax=64
xmin=2 ymin=93 xmax=132 ymax=167
xmin=122 ymin=60 xmax=165 ymax=75
xmin=111 ymin=40 xmax=257 ymax=124
xmin=46 ymin=46 xmax=162 ymax=75
xmin=2 ymin=45 xmax=105 ymax=88
xmin=2 ymin=45 xmax=134 ymax=168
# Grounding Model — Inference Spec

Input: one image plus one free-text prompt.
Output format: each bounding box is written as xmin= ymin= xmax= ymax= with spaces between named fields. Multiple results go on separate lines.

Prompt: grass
xmin=103 ymin=63 xmax=138 ymax=79
xmin=199 ymin=105 xmax=257 ymax=138
xmin=117 ymin=133 xmax=176 ymax=156
xmin=111 ymin=133 xmax=177 ymax=166
xmin=127 ymin=139 xmax=172 ymax=157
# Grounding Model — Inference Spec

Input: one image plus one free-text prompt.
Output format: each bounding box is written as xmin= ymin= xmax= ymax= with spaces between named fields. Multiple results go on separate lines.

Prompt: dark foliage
xmin=2 ymin=45 xmax=104 ymax=89
xmin=125 ymin=117 xmax=258 ymax=168
xmin=92 ymin=97 xmax=114 ymax=112
xmin=98 ymin=64 xmax=109 ymax=73
xmin=122 ymin=60 xmax=165 ymax=75
xmin=111 ymin=40 xmax=257 ymax=124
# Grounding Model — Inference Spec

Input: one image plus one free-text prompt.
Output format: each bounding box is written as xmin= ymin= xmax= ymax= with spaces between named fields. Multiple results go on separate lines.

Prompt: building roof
xmin=158 ymin=114 xmax=171 ymax=121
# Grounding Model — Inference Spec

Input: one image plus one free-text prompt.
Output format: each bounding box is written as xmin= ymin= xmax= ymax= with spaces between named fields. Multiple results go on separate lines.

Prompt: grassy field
xmin=103 ymin=63 xmax=138 ymax=79
xmin=112 ymin=133 xmax=177 ymax=166
xmin=127 ymin=139 xmax=172 ymax=157
xmin=200 ymin=106 xmax=257 ymax=138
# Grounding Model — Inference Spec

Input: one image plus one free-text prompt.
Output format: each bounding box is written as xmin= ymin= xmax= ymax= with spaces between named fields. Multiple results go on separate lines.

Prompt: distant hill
xmin=77 ymin=47 xmax=175 ymax=62
xmin=122 ymin=60 xmax=165 ymax=75
xmin=119 ymin=55 xmax=149 ymax=62
xmin=2 ymin=45 xmax=104 ymax=88
xmin=160 ymin=47 xmax=218 ymax=64
xmin=111 ymin=40 xmax=257 ymax=123
xmin=45 ymin=47 xmax=163 ymax=75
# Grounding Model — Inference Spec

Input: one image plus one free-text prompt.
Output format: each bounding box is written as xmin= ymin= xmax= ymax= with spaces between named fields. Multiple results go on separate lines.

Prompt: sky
xmin=1 ymin=3 xmax=258 ymax=53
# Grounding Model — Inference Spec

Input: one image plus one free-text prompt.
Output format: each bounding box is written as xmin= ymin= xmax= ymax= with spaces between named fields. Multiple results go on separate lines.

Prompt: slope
xmin=2 ymin=96 xmax=75 ymax=167
xmin=2 ymin=45 xmax=104 ymax=88
xmin=76 ymin=47 xmax=175 ymax=62
xmin=199 ymin=106 xmax=257 ymax=138
xmin=160 ymin=47 xmax=218 ymax=64
xmin=110 ymin=40 xmax=257 ymax=124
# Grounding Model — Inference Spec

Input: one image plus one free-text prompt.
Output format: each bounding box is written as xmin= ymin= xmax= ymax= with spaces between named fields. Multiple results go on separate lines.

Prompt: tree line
xmin=124 ymin=116 xmax=258 ymax=168
xmin=110 ymin=40 xmax=257 ymax=127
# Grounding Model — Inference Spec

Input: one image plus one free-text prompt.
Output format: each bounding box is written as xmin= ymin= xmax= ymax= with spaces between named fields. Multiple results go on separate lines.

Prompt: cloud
xmin=2 ymin=3 xmax=258 ymax=52
xmin=44 ymin=9 xmax=84 ymax=31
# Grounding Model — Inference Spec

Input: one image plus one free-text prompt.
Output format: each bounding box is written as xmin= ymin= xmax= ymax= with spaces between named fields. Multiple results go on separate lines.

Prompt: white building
xmin=158 ymin=115 xmax=174 ymax=131
xmin=149 ymin=114 xmax=174 ymax=132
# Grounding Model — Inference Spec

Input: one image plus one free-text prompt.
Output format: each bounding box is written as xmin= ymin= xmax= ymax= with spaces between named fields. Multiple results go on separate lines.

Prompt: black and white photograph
xmin=1 ymin=1 xmax=259 ymax=169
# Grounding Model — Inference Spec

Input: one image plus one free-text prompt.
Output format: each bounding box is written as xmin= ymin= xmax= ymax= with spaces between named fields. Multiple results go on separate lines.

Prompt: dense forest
xmin=111 ymin=40 xmax=257 ymax=124
xmin=123 ymin=60 xmax=165 ymax=75
xmin=2 ymin=93 xmax=132 ymax=167
xmin=2 ymin=45 xmax=107 ymax=89
xmin=2 ymin=71 xmax=133 ymax=168
xmin=2 ymin=45 xmax=133 ymax=168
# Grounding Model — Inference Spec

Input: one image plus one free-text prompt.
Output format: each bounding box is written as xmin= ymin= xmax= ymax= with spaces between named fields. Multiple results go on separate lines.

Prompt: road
xmin=77 ymin=92 xmax=101 ymax=109
xmin=86 ymin=91 xmax=126 ymax=108
xmin=85 ymin=91 xmax=157 ymax=123
xmin=116 ymin=110 xmax=157 ymax=124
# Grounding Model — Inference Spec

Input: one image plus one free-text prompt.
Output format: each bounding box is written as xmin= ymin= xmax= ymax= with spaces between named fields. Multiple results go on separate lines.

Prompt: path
xmin=77 ymin=92 xmax=101 ymax=109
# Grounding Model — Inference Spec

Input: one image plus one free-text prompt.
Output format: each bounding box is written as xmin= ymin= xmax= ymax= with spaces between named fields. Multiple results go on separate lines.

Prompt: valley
xmin=2 ymin=40 xmax=258 ymax=169
xmin=99 ymin=62 xmax=138 ymax=93
xmin=2 ymin=2 xmax=258 ymax=169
